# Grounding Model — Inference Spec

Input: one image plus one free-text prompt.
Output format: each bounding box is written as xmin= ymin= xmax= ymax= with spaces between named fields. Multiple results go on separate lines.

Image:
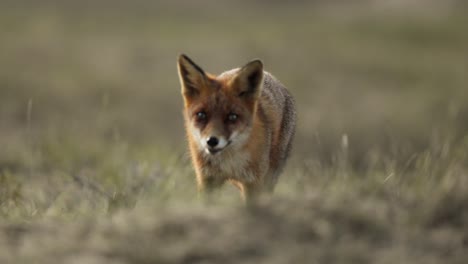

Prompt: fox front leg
xmin=239 ymin=182 xmax=266 ymax=205
xmin=197 ymin=176 xmax=225 ymax=202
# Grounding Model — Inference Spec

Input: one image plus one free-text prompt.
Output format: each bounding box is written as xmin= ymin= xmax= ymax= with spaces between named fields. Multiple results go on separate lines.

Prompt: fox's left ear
xmin=232 ymin=59 xmax=264 ymax=99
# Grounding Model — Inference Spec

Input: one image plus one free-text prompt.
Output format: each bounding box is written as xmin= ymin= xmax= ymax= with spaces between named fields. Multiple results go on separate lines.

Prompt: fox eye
xmin=227 ymin=113 xmax=238 ymax=122
xmin=196 ymin=111 xmax=207 ymax=121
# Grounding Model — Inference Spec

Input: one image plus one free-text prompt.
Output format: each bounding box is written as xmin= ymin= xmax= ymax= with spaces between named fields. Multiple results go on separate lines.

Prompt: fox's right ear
xmin=231 ymin=59 xmax=264 ymax=99
xmin=177 ymin=54 xmax=206 ymax=97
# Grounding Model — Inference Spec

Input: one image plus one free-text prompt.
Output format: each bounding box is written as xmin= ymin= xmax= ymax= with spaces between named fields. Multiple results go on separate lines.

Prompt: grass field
xmin=1 ymin=1 xmax=468 ymax=263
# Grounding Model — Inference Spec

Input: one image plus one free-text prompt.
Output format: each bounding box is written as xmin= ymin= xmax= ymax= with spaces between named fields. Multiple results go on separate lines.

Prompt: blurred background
xmin=1 ymin=0 xmax=467 ymax=214
xmin=1 ymin=1 xmax=468 ymax=263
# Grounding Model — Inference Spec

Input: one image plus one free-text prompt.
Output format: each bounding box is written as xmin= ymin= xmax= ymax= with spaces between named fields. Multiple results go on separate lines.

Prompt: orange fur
xmin=177 ymin=54 xmax=296 ymax=203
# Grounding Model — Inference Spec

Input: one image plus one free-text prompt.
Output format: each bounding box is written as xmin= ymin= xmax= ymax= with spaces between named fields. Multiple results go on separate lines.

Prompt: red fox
xmin=177 ymin=54 xmax=296 ymax=203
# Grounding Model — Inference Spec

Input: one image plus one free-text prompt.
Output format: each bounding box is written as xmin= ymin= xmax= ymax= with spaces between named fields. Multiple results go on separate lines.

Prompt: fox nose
xmin=206 ymin=137 xmax=219 ymax=147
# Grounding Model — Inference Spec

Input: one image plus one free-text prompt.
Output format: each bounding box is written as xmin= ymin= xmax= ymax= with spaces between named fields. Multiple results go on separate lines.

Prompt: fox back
xmin=177 ymin=54 xmax=296 ymax=203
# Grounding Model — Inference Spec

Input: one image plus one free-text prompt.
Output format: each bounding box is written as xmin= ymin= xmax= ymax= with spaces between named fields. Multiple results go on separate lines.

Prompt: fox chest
xmin=200 ymin=151 xmax=257 ymax=182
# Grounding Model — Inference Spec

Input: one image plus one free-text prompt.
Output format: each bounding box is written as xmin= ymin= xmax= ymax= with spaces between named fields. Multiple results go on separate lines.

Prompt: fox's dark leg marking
xmin=197 ymin=176 xmax=225 ymax=193
xmin=197 ymin=176 xmax=225 ymax=204
xmin=241 ymin=182 xmax=269 ymax=205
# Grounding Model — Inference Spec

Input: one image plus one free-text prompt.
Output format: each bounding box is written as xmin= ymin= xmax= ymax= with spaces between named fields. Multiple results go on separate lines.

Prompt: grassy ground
xmin=1 ymin=1 xmax=468 ymax=263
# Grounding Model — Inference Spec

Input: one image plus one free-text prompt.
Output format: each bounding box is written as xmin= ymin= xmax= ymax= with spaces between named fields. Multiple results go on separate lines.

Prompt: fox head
xmin=177 ymin=54 xmax=264 ymax=155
